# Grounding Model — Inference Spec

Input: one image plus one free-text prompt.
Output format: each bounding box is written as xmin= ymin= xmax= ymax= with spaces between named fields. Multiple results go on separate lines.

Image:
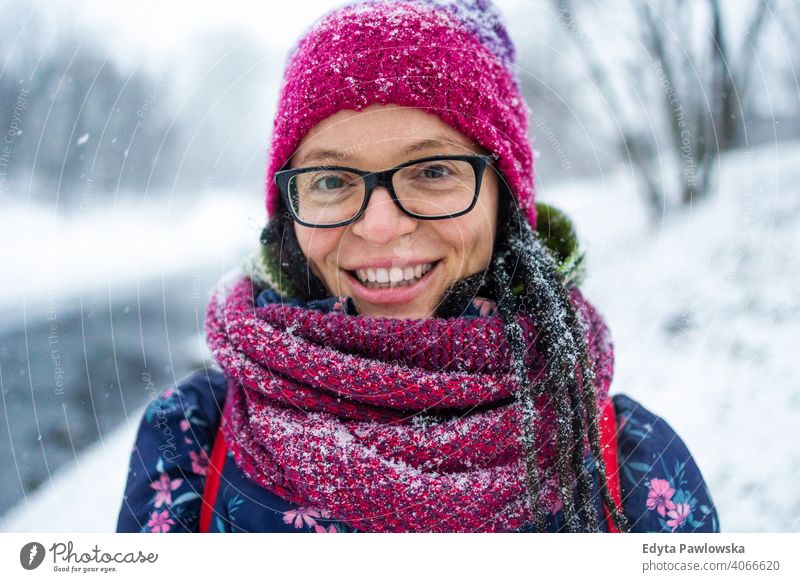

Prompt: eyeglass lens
xmin=288 ymin=158 xmax=478 ymax=225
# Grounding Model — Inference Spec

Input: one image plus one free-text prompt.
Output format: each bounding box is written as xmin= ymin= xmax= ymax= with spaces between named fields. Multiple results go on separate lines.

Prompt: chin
xmin=354 ymin=301 xmax=435 ymax=320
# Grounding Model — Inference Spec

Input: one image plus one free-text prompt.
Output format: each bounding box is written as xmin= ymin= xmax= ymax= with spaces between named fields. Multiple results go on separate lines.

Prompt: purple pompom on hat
xmin=264 ymin=0 xmax=537 ymax=229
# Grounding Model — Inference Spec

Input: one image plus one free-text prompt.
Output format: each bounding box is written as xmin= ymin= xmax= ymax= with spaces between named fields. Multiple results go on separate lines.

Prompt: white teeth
xmin=353 ymin=262 xmax=435 ymax=287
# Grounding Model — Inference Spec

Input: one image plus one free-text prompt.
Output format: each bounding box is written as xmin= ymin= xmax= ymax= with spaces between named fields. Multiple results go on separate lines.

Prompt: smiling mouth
xmin=346 ymin=261 xmax=439 ymax=289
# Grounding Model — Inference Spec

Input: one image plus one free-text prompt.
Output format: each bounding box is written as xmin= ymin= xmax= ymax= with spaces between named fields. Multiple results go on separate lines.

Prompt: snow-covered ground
xmin=0 ymin=408 xmax=142 ymax=532
xmin=2 ymin=141 xmax=798 ymax=532
xmin=0 ymin=190 xmax=260 ymax=311
xmin=0 ymin=188 xmax=260 ymax=532
xmin=549 ymin=142 xmax=800 ymax=533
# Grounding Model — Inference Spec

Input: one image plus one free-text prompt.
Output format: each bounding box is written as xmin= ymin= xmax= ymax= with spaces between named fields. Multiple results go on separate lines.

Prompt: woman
xmin=117 ymin=0 xmax=719 ymax=533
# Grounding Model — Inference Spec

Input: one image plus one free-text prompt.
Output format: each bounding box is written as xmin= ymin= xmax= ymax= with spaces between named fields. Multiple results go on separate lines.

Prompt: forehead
xmin=291 ymin=105 xmax=482 ymax=167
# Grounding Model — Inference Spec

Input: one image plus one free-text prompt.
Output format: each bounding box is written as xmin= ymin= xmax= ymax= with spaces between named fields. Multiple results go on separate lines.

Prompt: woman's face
xmin=291 ymin=104 xmax=499 ymax=319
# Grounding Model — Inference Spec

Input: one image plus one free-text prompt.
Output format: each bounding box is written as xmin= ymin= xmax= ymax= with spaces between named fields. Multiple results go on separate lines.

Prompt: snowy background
xmin=0 ymin=0 xmax=798 ymax=532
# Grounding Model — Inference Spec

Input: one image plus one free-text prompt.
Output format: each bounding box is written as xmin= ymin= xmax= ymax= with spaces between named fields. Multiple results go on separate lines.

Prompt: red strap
xmin=599 ymin=398 xmax=624 ymax=532
xmin=198 ymin=422 xmax=228 ymax=533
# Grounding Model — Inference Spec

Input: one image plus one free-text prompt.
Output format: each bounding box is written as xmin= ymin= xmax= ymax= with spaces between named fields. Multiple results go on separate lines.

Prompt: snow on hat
xmin=264 ymin=0 xmax=537 ymax=229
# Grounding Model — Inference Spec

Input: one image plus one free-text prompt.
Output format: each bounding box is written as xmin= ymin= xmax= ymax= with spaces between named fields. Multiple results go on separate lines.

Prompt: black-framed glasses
xmin=274 ymin=154 xmax=493 ymax=228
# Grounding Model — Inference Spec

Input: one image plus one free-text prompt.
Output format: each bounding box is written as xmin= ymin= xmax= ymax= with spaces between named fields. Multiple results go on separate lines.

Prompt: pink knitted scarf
xmin=204 ymin=274 xmax=615 ymax=532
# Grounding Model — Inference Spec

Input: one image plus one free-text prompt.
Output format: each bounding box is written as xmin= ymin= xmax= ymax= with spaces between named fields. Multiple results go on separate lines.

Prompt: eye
xmin=418 ymin=164 xmax=453 ymax=179
xmin=311 ymin=174 xmax=346 ymax=191
xmin=305 ymin=171 xmax=362 ymax=193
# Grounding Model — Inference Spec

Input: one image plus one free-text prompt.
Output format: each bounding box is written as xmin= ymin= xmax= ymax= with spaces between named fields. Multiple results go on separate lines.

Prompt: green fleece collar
xmin=533 ymin=202 xmax=586 ymax=288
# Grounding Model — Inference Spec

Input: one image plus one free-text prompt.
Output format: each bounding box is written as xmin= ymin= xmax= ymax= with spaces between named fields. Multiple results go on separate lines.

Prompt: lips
xmin=343 ymin=260 xmax=442 ymax=306
xmin=353 ymin=262 xmax=435 ymax=288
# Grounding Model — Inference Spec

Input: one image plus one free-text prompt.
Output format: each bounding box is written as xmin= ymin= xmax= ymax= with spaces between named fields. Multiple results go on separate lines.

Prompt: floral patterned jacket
xmin=116 ymin=362 xmax=720 ymax=533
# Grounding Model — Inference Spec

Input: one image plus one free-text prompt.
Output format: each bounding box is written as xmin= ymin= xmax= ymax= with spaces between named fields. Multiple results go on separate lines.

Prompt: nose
xmin=350 ymin=186 xmax=417 ymax=244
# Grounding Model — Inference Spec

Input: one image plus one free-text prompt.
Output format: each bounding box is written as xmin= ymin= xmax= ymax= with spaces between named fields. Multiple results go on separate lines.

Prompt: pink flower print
xmin=282 ymin=506 xmax=322 ymax=529
xmin=149 ymin=473 xmax=184 ymax=507
xmin=665 ymin=502 xmax=691 ymax=531
xmin=189 ymin=450 xmax=209 ymax=476
xmin=646 ymin=478 xmax=676 ymax=517
xmin=314 ymin=524 xmax=338 ymax=533
xmin=332 ymin=296 xmax=353 ymax=313
xmin=147 ymin=509 xmax=175 ymax=533
xmin=549 ymin=496 xmax=564 ymax=515
xmin=161 ymin=386 xmax=176 ymax=399
xmin=179 ymin=419 xmax=190 ymax=432
xmin=473 ymin=296 xmax=497 ymax=317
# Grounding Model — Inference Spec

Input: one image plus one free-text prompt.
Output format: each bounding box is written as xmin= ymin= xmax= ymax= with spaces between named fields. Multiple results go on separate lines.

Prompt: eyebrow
xmin=293 ymin=134 xmax=477 ymax=167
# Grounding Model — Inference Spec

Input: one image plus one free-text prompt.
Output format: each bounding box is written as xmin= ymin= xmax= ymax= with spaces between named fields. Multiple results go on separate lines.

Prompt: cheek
xmin=473 ymin=189 xmax=499 ymax=261
xmin=294 ymin=226 xmax=342 ymax=279
xmin=435 ymin=212 xmax=496 ymax=267
xmin=462 ymin=212 xmax=497 ymax=270
xmin=463 ymin=195 xmax=498 ymax=249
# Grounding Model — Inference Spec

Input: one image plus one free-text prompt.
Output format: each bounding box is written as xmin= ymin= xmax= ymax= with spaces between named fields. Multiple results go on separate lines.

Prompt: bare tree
xmin=552 ymin=0 xmax=777 ymax=218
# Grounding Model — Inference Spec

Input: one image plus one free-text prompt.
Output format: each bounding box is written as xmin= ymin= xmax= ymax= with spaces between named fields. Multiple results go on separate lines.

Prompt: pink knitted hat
xmin=265 ymin=0 xmax=537 ymax=229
